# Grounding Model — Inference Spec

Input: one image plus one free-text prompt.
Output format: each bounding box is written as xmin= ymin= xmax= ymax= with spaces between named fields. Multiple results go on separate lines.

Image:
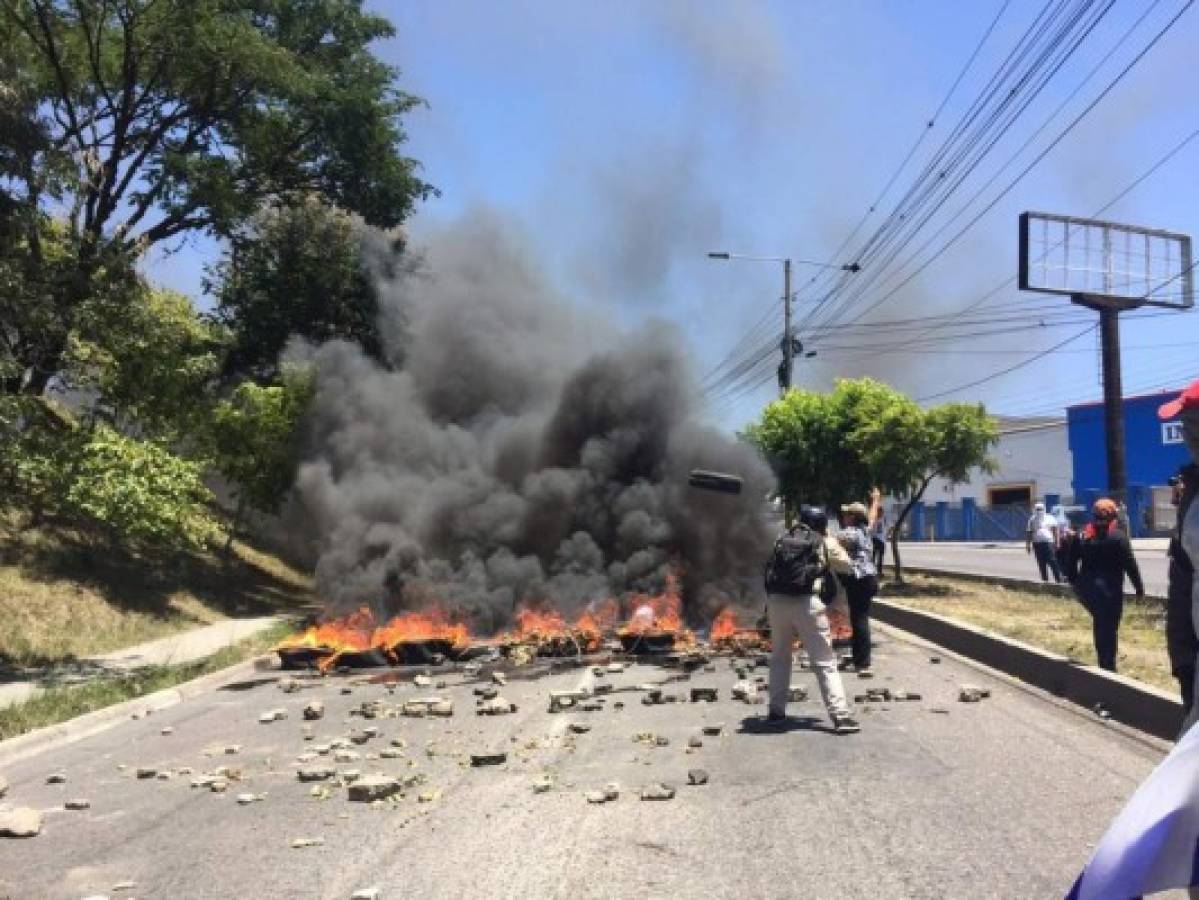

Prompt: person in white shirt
xmin=1025 ymin=501 xmax=1062 ymax=583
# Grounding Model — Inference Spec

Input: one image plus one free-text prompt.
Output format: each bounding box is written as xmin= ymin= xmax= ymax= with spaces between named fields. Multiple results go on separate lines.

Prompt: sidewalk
xmin=0 ymin=616 xmax=281 ymax=710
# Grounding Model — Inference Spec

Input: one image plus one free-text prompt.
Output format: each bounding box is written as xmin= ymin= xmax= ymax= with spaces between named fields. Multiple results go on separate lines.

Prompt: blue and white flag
xmin=1067 ymin=723 xmax=1199 ymax=899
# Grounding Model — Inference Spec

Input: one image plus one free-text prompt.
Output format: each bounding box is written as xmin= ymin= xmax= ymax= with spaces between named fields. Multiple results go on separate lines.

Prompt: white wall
xmin=923 ymin=419 xmax=1072 ymax=505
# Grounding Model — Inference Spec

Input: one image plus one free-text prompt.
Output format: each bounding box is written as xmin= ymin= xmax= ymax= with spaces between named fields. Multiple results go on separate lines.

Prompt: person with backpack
xmin=763 ymin=504 xmax=860 ymax=734
xmin=837 ymin=488 xmax=883 ymax=677
xmin=1062 ymin=497 xmax=1145 ymax=672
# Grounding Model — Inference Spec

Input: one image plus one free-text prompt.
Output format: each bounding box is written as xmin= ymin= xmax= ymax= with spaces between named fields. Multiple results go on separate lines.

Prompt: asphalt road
xmin=896 ymin=540 xmax=1171 ymax=597
xmin=0 ymin=631 xmax=1174 ymax=900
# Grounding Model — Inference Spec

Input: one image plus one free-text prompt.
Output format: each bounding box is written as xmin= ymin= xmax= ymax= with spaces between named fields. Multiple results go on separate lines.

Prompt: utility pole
xmin=780 ymin=258 xmax=792 ymax=396
xmin=1098 ymin=306 xmax=1127 ymax=501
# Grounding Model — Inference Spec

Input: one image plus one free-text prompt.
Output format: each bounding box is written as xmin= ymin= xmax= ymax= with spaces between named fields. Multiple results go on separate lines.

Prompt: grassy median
xmin=0 ymin=511 xmax=315 ymax=669
xmin=0 ymin=620 xmax=294 ymax=741
xmin=882 ymin=574 xmax=1175 ymax=694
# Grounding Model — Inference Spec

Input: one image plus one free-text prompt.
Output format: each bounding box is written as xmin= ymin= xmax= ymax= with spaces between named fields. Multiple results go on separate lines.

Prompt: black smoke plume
xmin=289 ymin=213 xmax=773 ymax=632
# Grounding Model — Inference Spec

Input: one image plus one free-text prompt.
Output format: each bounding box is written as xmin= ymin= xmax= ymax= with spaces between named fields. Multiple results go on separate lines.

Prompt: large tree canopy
xmin=745 ymin=378 xmax=998 ymax=580
xmin=0 ymin=0 xmax=434 ymax=392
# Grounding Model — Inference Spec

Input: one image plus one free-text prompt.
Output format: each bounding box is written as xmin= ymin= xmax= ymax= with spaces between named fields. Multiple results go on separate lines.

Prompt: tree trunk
xmin=890 ymin=475 xmax=935 ymax=585
xmin=223 ymin=494 xmax=247 ymax=558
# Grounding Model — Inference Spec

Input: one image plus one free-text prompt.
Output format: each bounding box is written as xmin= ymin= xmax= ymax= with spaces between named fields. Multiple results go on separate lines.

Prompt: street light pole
xmin=781 ymin=258 xmax=792 ymax=396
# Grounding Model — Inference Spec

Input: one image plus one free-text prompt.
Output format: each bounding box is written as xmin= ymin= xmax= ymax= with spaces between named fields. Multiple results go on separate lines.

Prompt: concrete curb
xmin=872 ymin=597 xmax=1183 ymax=742
xmin=899 ymin=565 xmax=1166 ymax=602
xmin=0 ymin=655 xmax=277 ymax=768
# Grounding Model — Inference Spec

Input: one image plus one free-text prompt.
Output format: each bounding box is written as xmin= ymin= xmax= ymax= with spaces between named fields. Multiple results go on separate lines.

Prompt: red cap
xmin=1158 ymin=379 xmax=1199 ymax=420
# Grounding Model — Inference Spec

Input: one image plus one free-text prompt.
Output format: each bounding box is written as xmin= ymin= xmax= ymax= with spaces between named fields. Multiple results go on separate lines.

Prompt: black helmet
xmin=798 ymin=504 xmax=829 ymax=535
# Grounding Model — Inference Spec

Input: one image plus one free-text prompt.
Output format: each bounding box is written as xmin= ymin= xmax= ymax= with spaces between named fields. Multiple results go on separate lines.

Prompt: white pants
xmin=767 ymin=593 xmax=851 ymax=720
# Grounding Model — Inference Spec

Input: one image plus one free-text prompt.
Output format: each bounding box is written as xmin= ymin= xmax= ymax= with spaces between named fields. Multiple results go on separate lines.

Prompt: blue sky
xmin=146 ymin=0 xmax=1199 ymax=429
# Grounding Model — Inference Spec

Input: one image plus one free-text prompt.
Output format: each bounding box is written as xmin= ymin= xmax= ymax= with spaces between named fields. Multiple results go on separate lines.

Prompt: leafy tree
xmin=745 ymin=379 xmax=997 ymax=581
xmin=207 ymin=366 xmax=314 ymax=549
xmin=0 ymin=0 xmax=434 ymax=394
xmin=212 ymin=197 xmax=403 ymax=382
xmin=67 ymin=286 xmax=228 ymax=440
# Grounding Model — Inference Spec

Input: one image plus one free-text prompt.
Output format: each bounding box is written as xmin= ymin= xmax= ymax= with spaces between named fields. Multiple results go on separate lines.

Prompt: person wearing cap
xmin=1063 ymin=497 xmax=1145 ymax=672
xmin=1158 ymin=379 xmax=1199 ymax=733
xmin=836 ymin=487 xmax=882 ymax=677
xmin=1025 ymin=501 xmax=1062 ymax=583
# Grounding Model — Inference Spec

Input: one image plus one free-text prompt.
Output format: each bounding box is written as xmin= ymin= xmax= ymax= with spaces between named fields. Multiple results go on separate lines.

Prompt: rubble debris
xmin=278 ymin=676 xmax=302 ymax=693
xmin=1094 ymin=702 xmax=1112 ymax=720
xmin=585 ymin=790 xmax=608 ymax=804
xmin=579 ymin=701 xmax=604 ymax=712
xmin=297 ymin=767 xmax=336 ymax=782
xmin=418 ymin=790 xmax=440 ymax=803
xmin=639 ymin=783 xmax=676 ymax=801
xmin=0 ymin=807 xmax=42 ymax=837
xmin=642 ymin=689 xmax=664 ymax=706
xmin=701 ymin=724 xmax=725 ymax=737
xmin=46 ymin=772 xmax=67 ymax=784
xmin=690 ymin=687 xmax=718 ymax=703
xmin=474 ymin=686 xmax=499 ymax=700
xmin=549 ymin=690 xmax=588 ymax=713
xmin=414 ymin=675 xmax=432 ymax=688
xmin=929 ymin=707 xmax=950 ymax=715
xmin=340 ymin=686 xmax=353 ymax=695
xmin=857 ymin=669 xmax=875 ymax=680
xmin=930 ymin=656 xmax=942 ymax=664
xmin=0 ymin=774 xmax=6 ymax=798
xmin=210 ymin=780 xmax=229 ymax=793
xmin=492 ymin=672 xmax=508 ymax=686
xmin=687 ymin=769 xmax=709 ymax=786
xmin=224 ymin=745 xmax=242 ymax=755
xmin=334 ymin=749 xmax=362 ymax=763
xmin=569 ymin=723 xmax=592 ymax=734
xmin=64 ymin=799 xmax=91 ymax=810
xmin=347 ymin=776 xmax=402 ymax=802
xmin=237 ymin=793 xmax=264 ymax=805
xmin=135 ymin=767 xmax=157 ymax=779
xmin=470 ymin=752 xmax=507 ymax=767
xmin=477 ymin=698 xmax=517 ymax=716
xmin=380 ymin=748 xmax=404 ymax=759
xmin=606 ymin=662 xmax=625 ymax=673
xmin=351 ymin=888 xmax=381 ymax=900
xmin=958 ymin=685 xmax=991 ymax=703
xmin=403 ymin=697 xmax=454 ymax=717
xmin=593 ymin=684 xmax=614 ymax=695
xmin=112 ymin=881 xmax=137 ymax=892
xmin=603 ymin=782 xmax=620 ymax=801
xmin=532 ymin=774 xmax=554 ymax=794
xmin=156 ymin=771 xmax=173 ymax=781
xmin=161 ymin=726 xmax=175 ymax=736
xmin=687 ymin=736 xmax=703 ymax=749
xmin=787 ymin=687 xmax=808 ymax=703
xmin=339 ymin=770 xmax=362 ymax=783
xmin=303 ymin=701 xmax=325 ymax=721
xmin=592 ymin=666 xmax=605 ymax=677
xmin=259 ymin=708 xmax=288 ymax=723
xmin=291 ymin=837 xmax=324 ymax=848
xmin=613 ymin=701 xmax=625 ymax=710
xmin=732 ymin=681 xmax=760 ymax=704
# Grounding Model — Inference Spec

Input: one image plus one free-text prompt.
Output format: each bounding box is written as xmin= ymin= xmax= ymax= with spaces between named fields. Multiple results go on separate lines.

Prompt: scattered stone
xmin=549 ymin=690 xmax=587 ymax=713
xmin=474 ymin=686 xmax=499 ymax=700
xmin=303 ymin=701 xmax=325 ymax=721
xmin=613 ymin=701 xmax=625 ymax=710
xmin=210 ymin=780 xmax=229 ymax=793
xmin=0 ymin=774 xmax=6 ymax=798
xmin=642 ymin=689 xmax=664 ymax=706
xmin=429 ymin=699 xmax=454 ymax=718
xmin=1094 ymin=702 xmax=1112 ymax=720
xmin=606 ymin=662 xmax=625 ymax=673
xmin=297 ymin=767 xmax=336 ymax=782
xmin=477 ymin=698 xmax=517 ymax=716
xmin=701 ymin=724 xmax=725 ymax=737
xmin=687 ymin=735 xmax=703 ymax=749
xmin=224 ymin=745 xmax=242 ymax=755
xmin=390 ymin=738 xmax=407 ymax=749
xmin=569 ymin=723 xmax=591 ymax=734
xmin=687 ymin=769 xmax=709 ymax=786
xmin=602 ymin=782 xmax=620 ymax=801
xmin=892 ymin=690 xmax=922 ymax=702
xmin=585 ymin=790 xmax=608 ymax=804
xmin=958 ymin=685 xmax=991 ymax=703
xmin=340 ymin=686 xmax=353 ymax=695
xmin=349 ymin=730 xmax=371 ymax=745
xmin=579 ymin=701 xmax=604 ymax=712
xmin=532 ymin=774 xmax=554 ymax=794
xmin=857 ymin=669 xmax=875 ymax=680
xmin=237 ymin=793 xmax=263 ymax=805
xmin=334 ymin=749 xmax=362 ymax=763
xmin=278 ymin=676 xmax=302 ymax=693
xmin=156 ymin=770 xmax=174 ymax=781
xmin=470 ymin=752 xmax=507 ymax=767
xmin=161 ymin=726 xmax=175 ymax=736
xmin=351 ymin=888 xmax=381 ymax=900
xmin=732 ymin=681 xmax=759 ymax=704
xmin=64 ymin=799 xmax=90 ymax=810
xmin=413 ymin=675 xmax=432 ymax=688
xmin=291 ymin=837 xmax=324 ymax=848
xmin=655 ymin=736 xmax=670 ymax=747
xmin=0 ymin=807 xmax=42 ymax=837
xmin=347 ymin=776 xmax=402 ymax=802
xmin=491 ymin=672 xmax=507 ymax=686
xmin=787 ymin=686 xmax=808 ymax=703
xmin=259 ymin=708 xmax=288 ymax=723
xmin=417 ymin=790 xmax=440 ymax=803
xmin=639 ymin=783 xmax=676 ymax=801
xmin=339 ymin=770 xmax=362 ymax=783
xmin=435 ymin=680 xmax=447 ymax=690
xmin=929 ymin=706 xmax=950 ymax=715
xmin=690 ymin=687 xmax=718 ymax=703
xmin=930 ymin=656 xmax=942 ymax=664
xmin=591 ymin=666 xmax=605 ymax=677
xmin=112 ymin=881 xmax=137 ymax=892
xmin=135 ymin=767 xmax=157 ymax=780
xmin=46 ymin=772 xmax=67 ymax=784
xmin=380 ymin=748 xmax=404 ymax=760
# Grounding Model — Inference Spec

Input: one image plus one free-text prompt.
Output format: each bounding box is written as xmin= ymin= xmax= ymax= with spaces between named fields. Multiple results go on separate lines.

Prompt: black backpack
xmin=764 ymin=525 xmax=826 ymax=596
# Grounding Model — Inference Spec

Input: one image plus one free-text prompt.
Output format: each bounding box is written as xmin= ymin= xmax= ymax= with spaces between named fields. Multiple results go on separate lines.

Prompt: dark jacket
xmin=1063 ymin=520 xmax=1145 ymax=596
xmin=1166 ymin=464 xmax=1199 ymax=674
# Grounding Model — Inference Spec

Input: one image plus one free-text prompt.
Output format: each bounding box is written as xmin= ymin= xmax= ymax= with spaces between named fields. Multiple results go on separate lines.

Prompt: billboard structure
xmin=1018 ymin=211 xmax=1194 ymax=500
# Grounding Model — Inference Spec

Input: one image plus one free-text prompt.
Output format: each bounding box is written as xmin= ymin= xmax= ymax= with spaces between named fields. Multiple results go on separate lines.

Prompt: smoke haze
xmin=290 ymin=212 xmax=774 ymax=632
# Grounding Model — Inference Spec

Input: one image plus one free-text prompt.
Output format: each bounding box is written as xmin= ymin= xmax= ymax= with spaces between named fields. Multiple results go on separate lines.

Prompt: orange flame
xmin=277 ymin=605 xmax=469 ymax=669
xmin=710 ymin=608 xmax=739 ymax=641
xmin=619 ymin=574 xmax=684 ymax=635
xmin=278 ymin=606 xmax=375 ymax=654
xmin=371 ymin=609 xmax=469 ymax=649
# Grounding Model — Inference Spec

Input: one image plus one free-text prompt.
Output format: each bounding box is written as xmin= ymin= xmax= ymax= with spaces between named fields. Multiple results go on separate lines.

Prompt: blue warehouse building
xmin=1067 ymin=388 xmax=1192 ymax=535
